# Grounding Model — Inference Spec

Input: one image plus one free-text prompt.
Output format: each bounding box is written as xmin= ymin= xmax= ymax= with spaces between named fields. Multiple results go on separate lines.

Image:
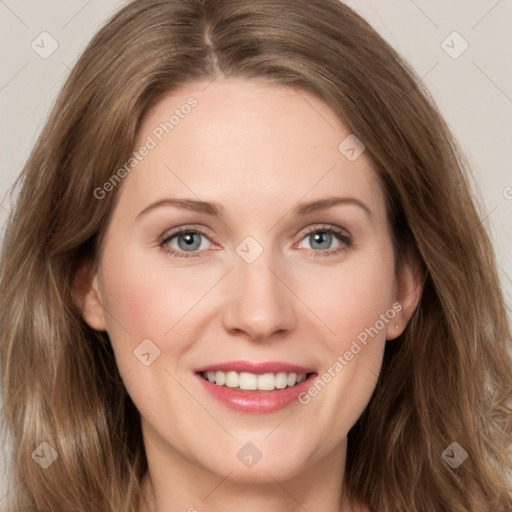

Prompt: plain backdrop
xmin=1 ymin=0 xmax=511 ymax=503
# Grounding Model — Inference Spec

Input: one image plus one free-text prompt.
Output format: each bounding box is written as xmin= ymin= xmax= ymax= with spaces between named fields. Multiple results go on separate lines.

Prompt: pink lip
xmin=194 ymin=360 xmax=317 ymax=414
xmin=194 ymin=360 xmax=315 ymax=375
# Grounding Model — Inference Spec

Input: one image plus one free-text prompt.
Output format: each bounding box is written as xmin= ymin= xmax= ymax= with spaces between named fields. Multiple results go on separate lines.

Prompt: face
xmin=82 ymin=77 xmax=419 ymax=487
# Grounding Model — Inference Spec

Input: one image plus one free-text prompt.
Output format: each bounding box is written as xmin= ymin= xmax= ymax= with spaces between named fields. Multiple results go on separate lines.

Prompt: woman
xmin=1 ymin=0 xmax=511 ymax=511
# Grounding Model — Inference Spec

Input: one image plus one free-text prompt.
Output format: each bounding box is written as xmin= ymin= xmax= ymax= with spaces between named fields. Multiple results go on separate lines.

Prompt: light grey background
xmin=1 ymin=0 xmax=511 ymax=503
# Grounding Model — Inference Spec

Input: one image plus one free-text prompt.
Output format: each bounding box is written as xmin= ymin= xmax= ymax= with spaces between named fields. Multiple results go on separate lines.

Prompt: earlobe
xmin=72 ymin=260 xmax=108 ymax=332
xmin=386 ymin=255 xmax=424 ymax=341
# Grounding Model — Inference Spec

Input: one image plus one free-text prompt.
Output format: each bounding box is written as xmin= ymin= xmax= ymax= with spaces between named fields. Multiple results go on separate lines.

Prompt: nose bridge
xmin=221 ymin=236 xmax=296 ymax=340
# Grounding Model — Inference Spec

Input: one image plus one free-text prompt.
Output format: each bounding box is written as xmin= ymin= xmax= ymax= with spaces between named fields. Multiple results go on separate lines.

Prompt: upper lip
xmin=194 ymin=360 xmax=316 ymax=375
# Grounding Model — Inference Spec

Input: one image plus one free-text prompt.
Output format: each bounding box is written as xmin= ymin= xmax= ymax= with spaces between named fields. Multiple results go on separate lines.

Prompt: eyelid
xmin=158 ymin=224 xmax=218 ymax=245
xmin=294 ymin=224 xmax=352 ymax=256
xmin=299 ymin=224 xmax=350 ymax=240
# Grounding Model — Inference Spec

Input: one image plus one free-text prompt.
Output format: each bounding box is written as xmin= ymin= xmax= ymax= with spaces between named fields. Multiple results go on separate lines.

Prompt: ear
xmin=72 ymin=259 xmax=108 ymax=331
xmin=386 ymin=253 xmax=423 ymax=341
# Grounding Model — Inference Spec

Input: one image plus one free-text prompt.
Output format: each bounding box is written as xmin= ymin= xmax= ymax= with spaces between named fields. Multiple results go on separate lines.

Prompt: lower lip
xmin=195 ymin=373 xmax=317 ymax=414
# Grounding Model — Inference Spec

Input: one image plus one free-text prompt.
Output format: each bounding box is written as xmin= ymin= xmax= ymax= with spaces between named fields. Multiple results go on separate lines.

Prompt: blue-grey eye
xmin=312 ymin=231 xmax=332 ymax=250
xmin=301 ymin=230 xmax=340 ymax=251
xmin=171 ymin=231 xmax=208 ymax=252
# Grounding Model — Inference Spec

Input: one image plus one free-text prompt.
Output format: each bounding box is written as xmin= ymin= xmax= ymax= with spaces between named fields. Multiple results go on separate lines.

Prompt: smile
xmin=194 ymin=360 xmax=317 ymax=414
xmin=199 ymin=370 xmax=310 ymax=391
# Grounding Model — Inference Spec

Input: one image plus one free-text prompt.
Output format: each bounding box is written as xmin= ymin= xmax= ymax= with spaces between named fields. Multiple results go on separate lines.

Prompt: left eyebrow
xmin=292 ymin=196 xmax=373 ymax=219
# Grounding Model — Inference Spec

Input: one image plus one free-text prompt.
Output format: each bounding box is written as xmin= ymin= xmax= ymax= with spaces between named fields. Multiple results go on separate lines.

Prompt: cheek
xmin=335 ymin=269 xmax=394 ymax=344
xmin=100 ymin=248 xmax=196 ymax=335
xmin=99 ymin=245 xmax=224 ymax=372
xmin=296 ymin=245 xmax=394 ymax=412
xmin=97 ymin=251 xmax=203 ymax=417
xmin=302 ymin=246 xmax=396 ymax=348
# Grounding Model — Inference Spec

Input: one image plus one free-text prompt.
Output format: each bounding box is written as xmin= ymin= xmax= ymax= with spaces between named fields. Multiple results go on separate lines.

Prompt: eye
xmin=159 ymin=227 xmax=214 ymax=258
xmin=296 ymin=225 xmax=352 ymax=257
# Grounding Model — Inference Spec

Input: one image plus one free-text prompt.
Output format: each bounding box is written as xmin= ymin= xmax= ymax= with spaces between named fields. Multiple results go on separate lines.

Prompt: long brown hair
xmin=1 ymin=1 xmax=511 ymax=510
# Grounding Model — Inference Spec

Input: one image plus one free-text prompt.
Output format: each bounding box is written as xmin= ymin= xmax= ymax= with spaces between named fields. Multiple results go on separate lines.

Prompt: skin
xmin=79 ymin=77 xmax=422 ymax=512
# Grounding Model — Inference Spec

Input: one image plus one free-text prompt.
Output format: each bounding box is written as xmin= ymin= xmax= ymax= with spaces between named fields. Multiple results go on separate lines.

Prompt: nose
xmin=221 ymin=249 xmax=297 ymax=342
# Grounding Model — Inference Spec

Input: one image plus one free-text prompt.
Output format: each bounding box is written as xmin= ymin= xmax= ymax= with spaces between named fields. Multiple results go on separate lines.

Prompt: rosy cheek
xmin=112 ymin=270 xmax=194 ymax=345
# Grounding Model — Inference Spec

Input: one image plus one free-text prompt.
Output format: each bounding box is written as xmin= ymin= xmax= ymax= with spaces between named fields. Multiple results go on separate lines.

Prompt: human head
xmin=1 ymin=1 xmax=510 ymax=511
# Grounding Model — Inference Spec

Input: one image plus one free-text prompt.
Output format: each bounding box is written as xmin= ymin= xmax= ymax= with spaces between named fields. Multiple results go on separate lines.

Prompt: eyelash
xmin=158 ymin=224 xmax=352 ymax=259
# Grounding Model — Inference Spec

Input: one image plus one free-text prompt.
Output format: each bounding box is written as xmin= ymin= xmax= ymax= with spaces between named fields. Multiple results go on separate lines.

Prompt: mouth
xmin=198 ymin=370 xmax=313 ymax=391
xmin=194 ymin=361 xmax=317 ymax=413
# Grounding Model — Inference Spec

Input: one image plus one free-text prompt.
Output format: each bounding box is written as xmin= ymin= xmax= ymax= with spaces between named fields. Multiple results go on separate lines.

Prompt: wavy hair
xmin=1 ymin=0 xmax=511 ymax=510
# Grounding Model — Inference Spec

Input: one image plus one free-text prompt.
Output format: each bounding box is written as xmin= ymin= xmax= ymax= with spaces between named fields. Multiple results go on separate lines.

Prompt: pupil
xmin=311 ymin=231 xmax=331 ymax=250
xmin=178 ymin=232 xmax=200 ymax=251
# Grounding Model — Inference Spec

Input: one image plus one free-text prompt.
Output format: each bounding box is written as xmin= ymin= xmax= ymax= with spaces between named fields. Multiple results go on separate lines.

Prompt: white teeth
xmin=201 ymin=370 xmax=309 ymax=391
xmin=225 ymin=371 xmax=239 ymax=388
xmin=275 ymin=372 xmax=288 ymax=389
xmin=239 ymin=372 xmax=258 ymax=390
xmin=257 ymin=373 xmax=276 ymax=391
xmin=215 ymin=371 xmax=226 ymax=386
xmin=287 ymin=373 xmax=297 ymax=386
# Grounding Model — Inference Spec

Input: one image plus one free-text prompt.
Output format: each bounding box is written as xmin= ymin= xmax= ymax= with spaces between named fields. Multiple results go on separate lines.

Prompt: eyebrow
xmin=136 ymin=196 xmax=372 ymax=220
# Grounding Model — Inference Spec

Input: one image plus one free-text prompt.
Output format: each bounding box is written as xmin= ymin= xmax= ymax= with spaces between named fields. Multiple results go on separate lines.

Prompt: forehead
xmin=117 ymin=78 xmax=385 ymax=220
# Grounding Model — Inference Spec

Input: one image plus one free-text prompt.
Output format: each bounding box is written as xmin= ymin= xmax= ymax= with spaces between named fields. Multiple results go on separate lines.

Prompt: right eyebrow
xmin=136 ymin=198 xmax=224 ymax=220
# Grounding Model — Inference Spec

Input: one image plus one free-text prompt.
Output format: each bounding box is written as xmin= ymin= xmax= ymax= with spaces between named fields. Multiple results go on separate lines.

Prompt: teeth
xmin=287 ymin=373 xmax=297 ymax=386
xmin=215 ymin=371 xmax=226 ymax=386
xmin=201 ymin=370 xmax=309 ymax=391
xmin=257 ymin=373 xmax=276 ymax=390
xmin=225 ymin=371 xmax=239 ymax=388
xmin=275 ymin=372 xmax=288 ymax=389
xmin=239 ymin=372 xmax=258 ymax=390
